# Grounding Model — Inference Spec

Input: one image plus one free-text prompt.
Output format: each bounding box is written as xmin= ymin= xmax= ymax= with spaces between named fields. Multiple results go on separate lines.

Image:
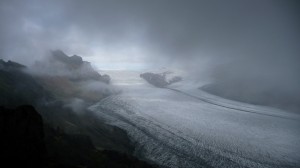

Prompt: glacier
xmin=89 ymin=71 xmax=300 ymax=168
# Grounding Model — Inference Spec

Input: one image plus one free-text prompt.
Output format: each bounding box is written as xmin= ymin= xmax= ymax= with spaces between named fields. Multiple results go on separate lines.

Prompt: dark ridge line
xmin=166 ymin=88 xmax=298 ymax=121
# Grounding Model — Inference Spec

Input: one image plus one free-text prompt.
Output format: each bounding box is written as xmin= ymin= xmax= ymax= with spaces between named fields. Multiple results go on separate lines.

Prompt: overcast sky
xmin=0 ymin=0 xmax=299 ymax=93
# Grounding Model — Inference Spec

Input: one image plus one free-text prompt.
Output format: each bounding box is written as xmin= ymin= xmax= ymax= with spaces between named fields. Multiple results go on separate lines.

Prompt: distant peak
xmin=50 ymin=50 xmax=83 ymax=66
xmin=0 ymin=59 xmax=26 ymax=70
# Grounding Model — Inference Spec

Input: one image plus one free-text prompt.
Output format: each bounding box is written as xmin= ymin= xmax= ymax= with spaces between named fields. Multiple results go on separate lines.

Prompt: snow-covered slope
xmin=89 ymin=71 xmax=300 ymax=168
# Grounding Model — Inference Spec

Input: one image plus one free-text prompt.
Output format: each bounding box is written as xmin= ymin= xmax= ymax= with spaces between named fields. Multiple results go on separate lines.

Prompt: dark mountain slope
xmin=0 ymin=60 xmax=50 ymax=106
xmin=0 ymin=58 xmax=157 ymax=167
xmin=0 ymin=105 xmax=46 ymax=168
xmin=0 ymin=105 xmax=157 ymax=168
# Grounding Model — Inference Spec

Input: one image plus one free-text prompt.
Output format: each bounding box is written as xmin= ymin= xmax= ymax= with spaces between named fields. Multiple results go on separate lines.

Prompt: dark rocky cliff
xmin=0 ymin=105 xmax=46 ymax=168
xmin=0 ymin=60 xmax=50 ymax=106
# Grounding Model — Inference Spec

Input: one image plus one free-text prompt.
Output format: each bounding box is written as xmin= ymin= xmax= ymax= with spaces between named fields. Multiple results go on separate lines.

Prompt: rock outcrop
xmin=140 ymin=72 xmax=182 ymax=88
xmin=140 ymin=72 xmax=169 ymax=87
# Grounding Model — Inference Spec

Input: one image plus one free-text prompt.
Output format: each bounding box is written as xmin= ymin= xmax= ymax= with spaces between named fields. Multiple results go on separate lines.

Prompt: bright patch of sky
xmin=83 ymin=45 xmax=150 ymax=71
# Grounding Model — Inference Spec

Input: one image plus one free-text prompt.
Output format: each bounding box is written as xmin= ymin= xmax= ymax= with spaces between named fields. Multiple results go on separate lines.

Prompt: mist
xmin=0 ymin=0 xmax=300 ymax=108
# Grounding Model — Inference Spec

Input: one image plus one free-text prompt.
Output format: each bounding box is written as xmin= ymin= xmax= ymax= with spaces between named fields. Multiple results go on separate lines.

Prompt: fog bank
xmin=0 ymin=0 xmax=299 ymax=110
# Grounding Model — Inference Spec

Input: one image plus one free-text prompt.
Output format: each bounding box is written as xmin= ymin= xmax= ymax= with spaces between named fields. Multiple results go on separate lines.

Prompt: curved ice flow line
xmin=90 ymin=93 xmax=298 ymax=168
xmin=166 ymin=88 xmax=300 ymax=121
xmin=88 ymin=77 xmax=300 ymax=168
xmin=90 ymin=104 xmax=276 ymax=168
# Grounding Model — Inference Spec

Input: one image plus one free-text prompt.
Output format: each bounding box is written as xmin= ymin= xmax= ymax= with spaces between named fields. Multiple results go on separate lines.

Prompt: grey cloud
xmin=0 ymin=0 xmax=299 ymax=110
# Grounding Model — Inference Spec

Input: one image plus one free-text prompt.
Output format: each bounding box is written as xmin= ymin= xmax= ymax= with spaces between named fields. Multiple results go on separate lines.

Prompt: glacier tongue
xmin=89 ymin=72 xmax=300 ymax=168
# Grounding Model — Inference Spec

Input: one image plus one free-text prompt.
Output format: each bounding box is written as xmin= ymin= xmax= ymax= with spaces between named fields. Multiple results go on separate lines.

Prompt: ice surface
xmin=89 ymin=71 xmax=300 ymax=168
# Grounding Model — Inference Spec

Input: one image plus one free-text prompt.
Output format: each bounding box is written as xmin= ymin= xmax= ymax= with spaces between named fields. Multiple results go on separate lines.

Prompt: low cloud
xmin=1 ymin=0 xmax=299 ymax=110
